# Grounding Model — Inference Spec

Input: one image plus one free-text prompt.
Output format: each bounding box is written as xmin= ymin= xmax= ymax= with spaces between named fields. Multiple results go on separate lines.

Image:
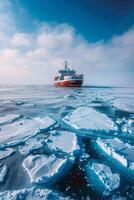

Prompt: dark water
xmin=0 ymin=85 xmax=134 ymax=200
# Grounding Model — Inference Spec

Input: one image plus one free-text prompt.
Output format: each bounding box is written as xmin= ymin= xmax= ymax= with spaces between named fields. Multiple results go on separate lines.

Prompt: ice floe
xmin=34 ymin=116 xmax=56 ymax=130
xmin=86 ymin=161 xmax=120 ymax=196
xmin=47 ymin=130 xmax=80 ymax=157
xmin=63 ymin=107 xmax=117 ymax=132
xmin=22 ymin=154 xmax=70 ymax=184
xmin=19 ymin=137 xmax=46 ymax=155
xmin=0 ymin=148 xmax=16 ymax=160
xmin=0 ymin=116 xmax=56 ymax=148
xmin=0 ymin=164 xmax=8 ymax=184
xmin=14 ymin=100 xmax=25 ymax=105
xmin=0 ymin=114 xmax=20 ymax=125
xmin=96 ymin=138 xmax=134 ymax=179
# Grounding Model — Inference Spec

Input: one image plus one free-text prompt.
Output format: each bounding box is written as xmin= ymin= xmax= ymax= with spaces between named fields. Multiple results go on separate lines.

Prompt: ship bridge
xmin=58 ymin=61 xmax=76 ymax=76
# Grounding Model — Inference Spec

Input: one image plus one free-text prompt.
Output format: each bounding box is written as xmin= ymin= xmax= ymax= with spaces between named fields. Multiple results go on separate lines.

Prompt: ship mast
xmin=64 ymin=60 xmax=69 ymax=70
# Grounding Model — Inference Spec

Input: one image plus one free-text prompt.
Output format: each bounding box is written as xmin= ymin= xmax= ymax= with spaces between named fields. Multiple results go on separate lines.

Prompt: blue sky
xmin=0 ymin=0 xmax=134 ymax=85
xmin=14 ymin=0 xmax=134 ymax=42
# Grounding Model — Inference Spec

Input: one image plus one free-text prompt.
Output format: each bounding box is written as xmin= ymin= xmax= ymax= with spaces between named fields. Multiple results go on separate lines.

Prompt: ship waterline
xmin=55 ymin=79 xmax=83 ymax=87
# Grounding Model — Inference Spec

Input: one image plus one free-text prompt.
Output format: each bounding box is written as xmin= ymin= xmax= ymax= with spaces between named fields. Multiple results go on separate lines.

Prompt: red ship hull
xmin=55 ymin=79 xmax=83 ymax=87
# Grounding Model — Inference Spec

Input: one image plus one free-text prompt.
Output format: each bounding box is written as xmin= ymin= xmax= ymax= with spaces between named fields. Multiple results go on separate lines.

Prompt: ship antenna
xmin=65 ymin=60 xmax=69 ymax=70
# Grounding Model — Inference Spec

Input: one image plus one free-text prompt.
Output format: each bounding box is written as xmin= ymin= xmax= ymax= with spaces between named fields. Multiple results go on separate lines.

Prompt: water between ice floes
xmin=0 ymin=85 xmax=134 ymax=200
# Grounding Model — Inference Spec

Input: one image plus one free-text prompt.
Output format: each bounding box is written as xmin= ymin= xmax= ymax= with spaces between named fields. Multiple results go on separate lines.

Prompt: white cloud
xmin=0 ymin=1 xmax=134 ymax=85
xmin=36 ymin=24 xmax=74 ymax=50
xmin=10 ymin=33 xmax=31 ymax=47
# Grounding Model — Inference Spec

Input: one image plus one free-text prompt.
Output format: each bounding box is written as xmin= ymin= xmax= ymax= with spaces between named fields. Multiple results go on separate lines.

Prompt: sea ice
xmin=0 ymin=187 xmax=72 ymax=200
xmin=113 ymin=97 xmax=134 ymax=113
xmin=0 ymin=164 xmax=8 ymax=184
xmin=96 ymin=138 xmax=134 ymax=178
xmin=86 ymin=161 xmax=120 ymax=196
xmin=0 ymin=116 xmax=56 ymax=148
xmin=19 ymin=137 xmax=45 ymax=155
xmin=0 ymin=188 xmax=50 ymax=200
xmin=14 ymin=100 xmax=25 ymax=105
xmin=63 ymin=107 xmax=117 ymax=132
xmin=47 ymin=130 xmax=80 ymax=157
xmin=121 ymin=119 xmax=134 ymax=134
xmin=23 ymin=154 xmax=69 ymax=184
xmin=34 ymin=116 xmax=56 ymax=130
xmin=0 ymin=148 xmax=16 ymax=160
xmin=0 ymin=114 xmax=20 ymax=125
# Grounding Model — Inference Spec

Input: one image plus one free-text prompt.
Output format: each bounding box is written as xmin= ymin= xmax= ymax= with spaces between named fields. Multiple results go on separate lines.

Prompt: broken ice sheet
xmin=22 ymin=154 xmax=71 ymax=185
xmin=0 ymin=85 xmax=133 ymax=199
xmin=96 ymin=138 xmax=134 ymax=179
xmin=19 ymin=137 xmax=46 ymax=155
xmin=86 ymin=161 xmax=120 ymax=196
xmin=0 ymin=116 xmax=56 ymax=148
xmin=63 ymin=106 xmax=117 ymax=132
xmin=47 ymin=130 xmax=80 ymax=157
xmin=121 ymin=119 xmax=134 ymax=134
xmin=33 ymin=116 xmax=56 ymax=129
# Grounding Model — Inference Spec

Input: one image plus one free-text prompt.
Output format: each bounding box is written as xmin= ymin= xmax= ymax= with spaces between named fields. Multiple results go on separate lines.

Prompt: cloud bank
xmin=0 ymin=0 xmax=134 ymax=86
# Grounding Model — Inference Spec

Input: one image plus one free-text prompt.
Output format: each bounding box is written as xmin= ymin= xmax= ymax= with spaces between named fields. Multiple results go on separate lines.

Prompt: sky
xmin=0 ymin=0 xmax=134 ymax=86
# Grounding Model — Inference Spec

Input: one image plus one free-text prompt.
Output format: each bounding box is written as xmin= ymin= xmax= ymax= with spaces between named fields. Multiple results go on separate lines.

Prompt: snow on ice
xmin=63 ymin=107 xmax=117 ymax=132
xmin=22 ymin=154 xmax=70 ymax=184
xmin=0 ymin=116 xmax=56 ymax=148
xmin=47 ymin=130 xmax=80 ymax=157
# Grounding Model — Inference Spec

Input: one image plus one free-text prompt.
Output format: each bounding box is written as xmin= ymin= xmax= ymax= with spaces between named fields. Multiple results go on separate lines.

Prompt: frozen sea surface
xmin=0 ymin=116 xmax=55 ymax=148
xmin=0 ymin=114 xmax=21 ymax=125
xmin=0 ymin=85 xmax=134 ymax=200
